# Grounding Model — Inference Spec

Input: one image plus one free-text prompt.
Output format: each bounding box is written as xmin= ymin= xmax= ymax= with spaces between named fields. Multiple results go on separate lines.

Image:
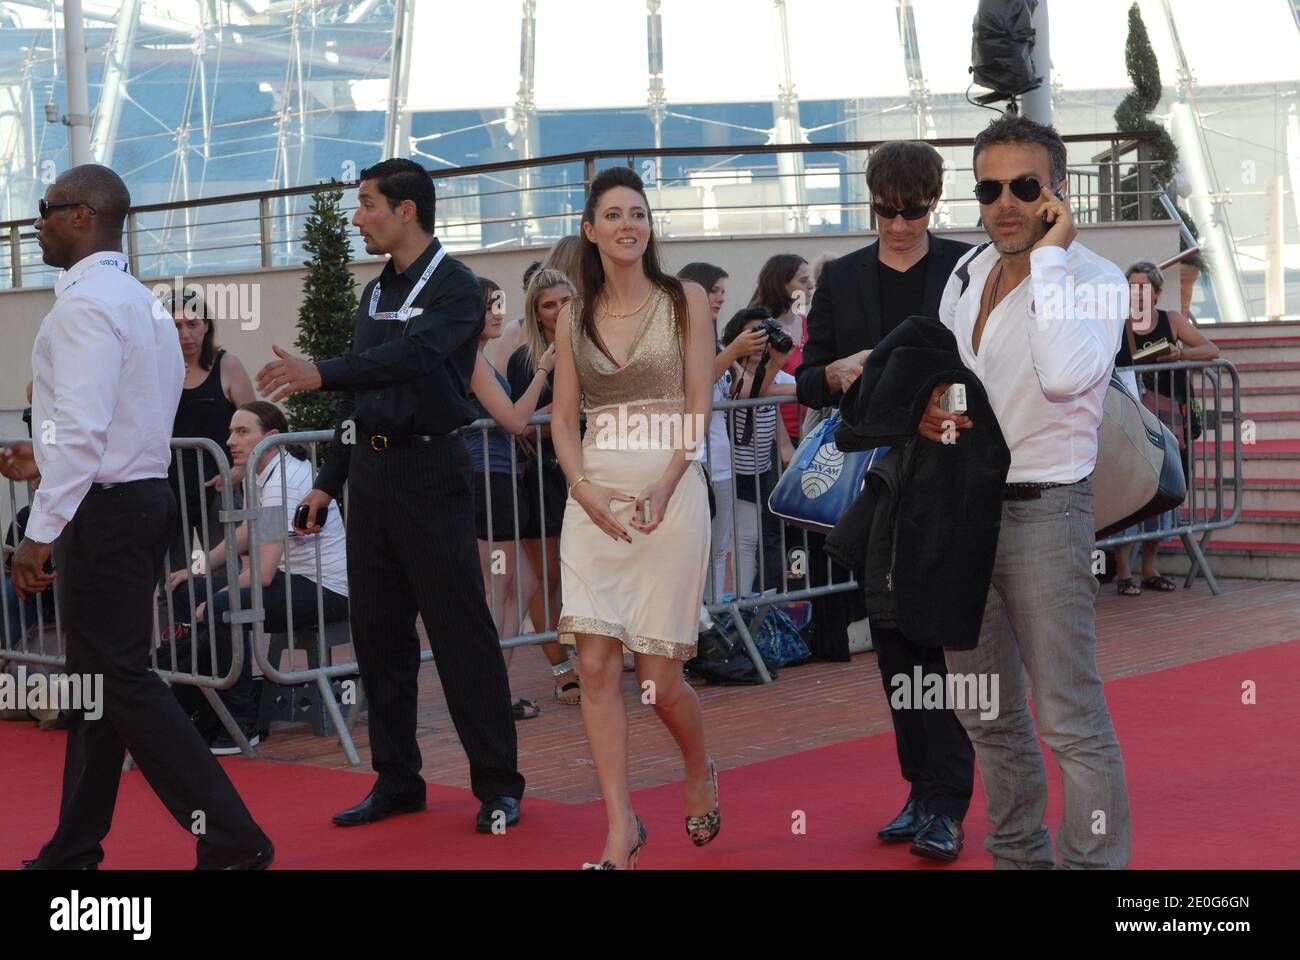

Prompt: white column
xmin=63 ymin=0 xmax=92 ymax=165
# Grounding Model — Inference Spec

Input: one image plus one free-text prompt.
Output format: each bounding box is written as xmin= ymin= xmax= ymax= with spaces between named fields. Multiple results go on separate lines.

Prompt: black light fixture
xmin=969 ymin=0 xmax=1043 ymax=112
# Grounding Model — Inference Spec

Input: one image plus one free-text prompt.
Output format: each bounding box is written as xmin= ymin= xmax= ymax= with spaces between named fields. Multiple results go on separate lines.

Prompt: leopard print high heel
xmin=685 ymin=758 xmax=720 ymax=847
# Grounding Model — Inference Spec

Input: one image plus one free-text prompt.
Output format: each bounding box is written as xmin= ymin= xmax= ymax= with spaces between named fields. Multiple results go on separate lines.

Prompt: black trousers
xmin=165 ymin=571 xmax=349 ymax=733
xmin=872 ymin=623 xmax=974 ymax=821
xmin=347 ymin=437 xmax=523 ymax=802
xmin=35 ymin=480 xmax=269 ymax=868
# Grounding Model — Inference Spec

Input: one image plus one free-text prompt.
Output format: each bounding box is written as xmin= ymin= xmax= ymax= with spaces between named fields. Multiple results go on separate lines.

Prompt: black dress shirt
xmin=314 ymin=238 xmax=483 ymax=497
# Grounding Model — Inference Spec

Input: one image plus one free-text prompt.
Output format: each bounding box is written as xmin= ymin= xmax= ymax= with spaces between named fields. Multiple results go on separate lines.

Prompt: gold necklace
xmin=600 ymin=283 xmax=656 ymax=320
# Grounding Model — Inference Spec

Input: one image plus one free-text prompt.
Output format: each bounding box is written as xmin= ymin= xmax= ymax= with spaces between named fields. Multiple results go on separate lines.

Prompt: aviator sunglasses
xmin=973 ymin=176 xmax=1050 ymax=205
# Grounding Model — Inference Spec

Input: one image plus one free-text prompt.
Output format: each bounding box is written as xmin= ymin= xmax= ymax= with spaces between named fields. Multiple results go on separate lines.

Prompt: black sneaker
xmin=210 ymin=730 xmax=260 ymax=755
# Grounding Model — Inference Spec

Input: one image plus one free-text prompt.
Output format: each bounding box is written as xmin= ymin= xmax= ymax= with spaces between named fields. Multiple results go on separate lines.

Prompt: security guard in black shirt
xmin=258 ymin=158 xmax=525 ymax=833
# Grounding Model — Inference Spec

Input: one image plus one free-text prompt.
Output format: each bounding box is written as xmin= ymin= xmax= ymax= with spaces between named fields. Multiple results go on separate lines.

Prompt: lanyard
xmin=368 ymin=246 xmax=446 ymax=325
xmin=63 ymin=256 xmax=129 ymax=291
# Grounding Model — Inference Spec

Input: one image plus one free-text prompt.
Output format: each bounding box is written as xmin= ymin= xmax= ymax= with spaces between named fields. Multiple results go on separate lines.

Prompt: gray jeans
xmin=944 ymin=478 xmax=1132 ymax=869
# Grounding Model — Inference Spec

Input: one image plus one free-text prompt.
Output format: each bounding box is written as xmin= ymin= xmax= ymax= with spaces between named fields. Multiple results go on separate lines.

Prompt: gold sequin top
xmin=569 ymin=289 xmax=685 ymax=412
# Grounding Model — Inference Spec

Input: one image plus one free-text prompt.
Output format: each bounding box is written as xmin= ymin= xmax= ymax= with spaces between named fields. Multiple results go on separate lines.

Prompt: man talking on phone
xmin=922 ymin=116 xmax=1132 ymax=869
xmin=257 ymin=159 xmax=524 ymax=835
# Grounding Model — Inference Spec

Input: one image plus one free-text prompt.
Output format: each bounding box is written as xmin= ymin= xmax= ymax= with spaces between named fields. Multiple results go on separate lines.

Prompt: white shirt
xmin=702 ymin=370 xmax=734 ymax=483
xmin=939 ymin=242 xmax=1128 ymax=484
xmin=256 ymin=454 xmax=349 ymax=598
xmin=27 ymin=251 xmax=184 ymax=543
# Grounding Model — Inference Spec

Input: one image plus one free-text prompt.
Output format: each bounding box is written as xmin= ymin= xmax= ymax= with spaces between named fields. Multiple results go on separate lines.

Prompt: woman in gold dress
xmin=551 ymin=166 xmax=720 ymax=869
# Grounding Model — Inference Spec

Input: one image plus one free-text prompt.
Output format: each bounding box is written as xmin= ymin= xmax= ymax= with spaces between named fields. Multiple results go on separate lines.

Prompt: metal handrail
xmin=1 ymin=130 xmax=1162 ymax=232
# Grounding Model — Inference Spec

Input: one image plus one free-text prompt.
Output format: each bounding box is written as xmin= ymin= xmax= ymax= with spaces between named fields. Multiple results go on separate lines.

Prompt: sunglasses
xmin=871 ymin=200 xmax=933 ymax=221
xmin=973 ymin=177 xmax=1046 ymax=205
xmin=38 ymin=199 xmax=96 ymax=219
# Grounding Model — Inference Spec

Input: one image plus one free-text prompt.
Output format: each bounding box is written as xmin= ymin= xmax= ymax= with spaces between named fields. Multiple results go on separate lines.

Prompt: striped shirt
xmin=728 ymin=369 xmax=794 ymax=476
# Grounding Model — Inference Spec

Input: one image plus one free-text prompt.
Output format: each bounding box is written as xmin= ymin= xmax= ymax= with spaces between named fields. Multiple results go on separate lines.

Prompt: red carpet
xmin=3 ymin=641 xmax=1298 ymax=869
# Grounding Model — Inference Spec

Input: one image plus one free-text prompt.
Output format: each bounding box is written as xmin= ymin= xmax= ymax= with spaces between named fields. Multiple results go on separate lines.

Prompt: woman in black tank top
xmin=168 ymin=291 xmax=256 ymax=571
xmin=1114 ymin=262 xmax=1219 ymax=596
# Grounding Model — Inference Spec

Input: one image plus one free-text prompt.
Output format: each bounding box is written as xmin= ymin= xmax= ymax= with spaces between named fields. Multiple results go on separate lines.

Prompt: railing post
xmin=9 ymin=225 xmax=20 ymax=288
xmin=1136 ymin=139 xmax=1154 ymax=221
xmin=259 ymin=195 xmax=273 ymax=268
xmin=126 ymin=211 xmax=140 ymax=276
xmin=583 ymin=156 xmax=596 ymax=197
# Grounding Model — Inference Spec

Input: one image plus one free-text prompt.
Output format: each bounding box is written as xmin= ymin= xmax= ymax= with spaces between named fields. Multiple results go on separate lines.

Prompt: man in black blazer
xmin=797 ymin=141 xmax=974 ymax=861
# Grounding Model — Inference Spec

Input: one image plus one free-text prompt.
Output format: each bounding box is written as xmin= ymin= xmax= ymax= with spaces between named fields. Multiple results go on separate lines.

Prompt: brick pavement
xmin=255 ymin=578 xmax=1300 ymax=803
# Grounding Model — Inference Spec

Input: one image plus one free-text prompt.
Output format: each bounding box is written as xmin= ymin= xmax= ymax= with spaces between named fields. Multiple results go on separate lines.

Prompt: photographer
xmin=719 ymin=306 xmax=794 ymax=597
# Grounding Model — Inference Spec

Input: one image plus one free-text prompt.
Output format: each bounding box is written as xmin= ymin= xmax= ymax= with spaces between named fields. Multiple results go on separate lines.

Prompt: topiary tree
xmin=285 ymin=181 xmax=359 ymax=432
xmin=1114 ymin=2 xmax=1206 ymax=270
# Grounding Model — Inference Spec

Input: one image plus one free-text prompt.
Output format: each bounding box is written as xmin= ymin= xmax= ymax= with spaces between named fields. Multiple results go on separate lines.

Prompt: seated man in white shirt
xmin=167 ymin=401 xmax=349 ymax=753
xmin=920 ymin=115 xmax=1132 ymax=869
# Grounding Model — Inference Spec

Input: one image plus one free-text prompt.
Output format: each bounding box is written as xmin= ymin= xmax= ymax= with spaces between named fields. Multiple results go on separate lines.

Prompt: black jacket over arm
xmin=796 ymin=234 xmax=971 ymax=411
xmin=830 ymin=316 xmax=1010 ymax=651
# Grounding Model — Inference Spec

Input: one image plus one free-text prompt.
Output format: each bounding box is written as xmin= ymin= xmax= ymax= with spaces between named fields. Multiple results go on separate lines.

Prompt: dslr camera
xmin=755 ymin=315 xmax=793 ymax=355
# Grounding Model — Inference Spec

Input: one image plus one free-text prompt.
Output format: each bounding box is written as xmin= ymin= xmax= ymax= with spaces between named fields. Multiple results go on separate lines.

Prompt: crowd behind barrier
xmin=0 ymin=356 xmax=1242 ymax=760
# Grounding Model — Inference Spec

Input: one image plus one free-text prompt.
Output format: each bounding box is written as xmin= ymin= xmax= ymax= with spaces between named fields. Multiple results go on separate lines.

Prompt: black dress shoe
xmin=476 ymin=796 xmax=521 ymax=834
xmin=332 ymin=788 xmax=426 ymax=827
xmin=21 ymin=857 xmax=98 ymax=870
xmin=209 ymin=843 xmax=274 ymax=871
xmin=909 ymin=814 xmax=964 ymax=862
xmin=877 ymin=797 xmax=927 ymax=843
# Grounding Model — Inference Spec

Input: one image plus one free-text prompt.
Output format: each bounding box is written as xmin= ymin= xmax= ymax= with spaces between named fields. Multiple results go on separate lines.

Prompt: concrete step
xmin=1196 ymin=511 xmax=1300 ymax=546
xmin=1215 ymin=339 xmax=1300 ymax=363
xmin=1158 ymin=543 xmax=1300 ymax=580
xmin=1232 ymin=362 xmax=1300 ymax=389
xmin=1195 ymin=321 xmax=1300 ymax=341
xmin=1193 ymin=477 xmax=1300 ymax=513
xmin=1201 ymin=409 xmax=1300 ymax=441
xmin=1195 ymin=440 xmax=1300 ymax=481
xmin=1219 ymin=384 xmax=1300 ymax=398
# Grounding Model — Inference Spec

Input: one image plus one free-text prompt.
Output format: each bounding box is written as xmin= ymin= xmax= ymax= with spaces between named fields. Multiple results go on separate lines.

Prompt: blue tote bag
xmin=767 ymin=411 xmax=888 ymax=532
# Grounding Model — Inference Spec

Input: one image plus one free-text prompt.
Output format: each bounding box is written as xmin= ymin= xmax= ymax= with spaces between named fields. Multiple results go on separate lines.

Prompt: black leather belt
xmin=1003 ymin=481 xmax=1071 ymax=501
xmin=363 ymin=432 xmax=444 ymax=452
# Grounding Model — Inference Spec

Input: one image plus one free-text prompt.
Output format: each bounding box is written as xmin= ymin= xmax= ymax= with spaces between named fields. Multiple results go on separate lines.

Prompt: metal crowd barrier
xmin=1097 ymin=358 xmax=1243 ymax=595
xmin=0 ymin=359 xmax=1245 ymax=761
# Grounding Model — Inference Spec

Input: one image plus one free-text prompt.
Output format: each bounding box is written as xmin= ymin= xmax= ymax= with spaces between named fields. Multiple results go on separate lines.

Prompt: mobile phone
xmin=293 ymin=502 xmax=327 ymax=530
xmin=941 ymin=383 xmax=968 ymax=416
xmin=640 ymin=499 xmax=653 ymax=524
xmin=1039 ymin=188 xmax=1065 ymax=223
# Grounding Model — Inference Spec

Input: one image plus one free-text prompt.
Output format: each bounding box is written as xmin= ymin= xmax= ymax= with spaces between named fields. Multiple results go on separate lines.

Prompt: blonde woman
xmin=505 ymin=268 xmax=583 ymax=705
xmin=552 ymin=166 xmax=718 ymax=869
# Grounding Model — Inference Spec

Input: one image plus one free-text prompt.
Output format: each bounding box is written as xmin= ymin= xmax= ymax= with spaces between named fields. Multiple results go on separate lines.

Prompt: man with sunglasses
xmin=922 ymin=115 xmax=1132 ymax=870
xmin=5 ymin=164 xmax=273 ymax=869
xmin=797 ymin=141 xmax=974 ymax=861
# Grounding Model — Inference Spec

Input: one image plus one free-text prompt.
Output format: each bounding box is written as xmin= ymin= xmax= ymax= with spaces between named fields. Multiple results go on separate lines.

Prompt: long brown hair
xmin=577 ymin=166 xmax=689 ymax=364
xmin=165 ymin=288 xmax=218 ymax=371
xmin=748 ymin=253 xmax=806 ymax=318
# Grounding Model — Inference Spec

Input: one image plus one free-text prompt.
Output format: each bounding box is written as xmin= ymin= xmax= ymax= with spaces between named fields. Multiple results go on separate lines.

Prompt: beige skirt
xmin=557 ymin=425 xmax=711 ymax=661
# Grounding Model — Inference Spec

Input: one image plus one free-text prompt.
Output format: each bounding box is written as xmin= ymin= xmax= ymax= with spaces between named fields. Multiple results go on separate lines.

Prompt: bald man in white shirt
xmin=2 ymin=165 xmax=272 ymax=870
xmin=920 ymin=117 xmax=1132 ymax=870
